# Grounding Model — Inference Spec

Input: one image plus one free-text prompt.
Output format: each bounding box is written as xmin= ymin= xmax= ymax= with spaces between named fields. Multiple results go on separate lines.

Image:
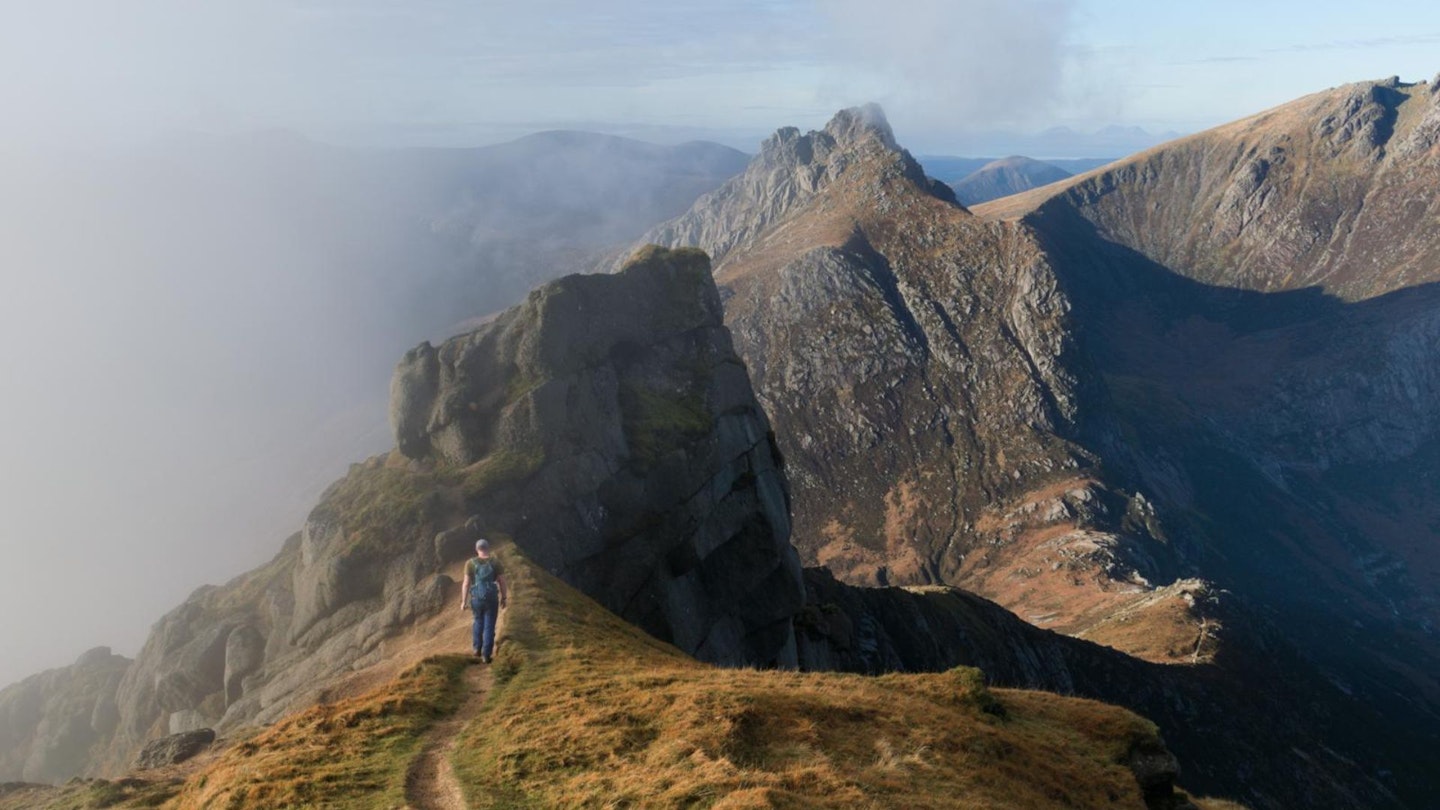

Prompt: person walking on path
xmin=460 ymin=539 xmax=508 ymax=663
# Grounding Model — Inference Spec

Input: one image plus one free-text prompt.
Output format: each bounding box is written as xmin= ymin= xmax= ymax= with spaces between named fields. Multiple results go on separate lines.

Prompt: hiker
xmin=459 ymin=538 xmax=508 ymax=663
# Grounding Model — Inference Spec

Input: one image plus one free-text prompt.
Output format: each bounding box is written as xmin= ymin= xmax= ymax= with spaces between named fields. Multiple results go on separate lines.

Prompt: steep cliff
xmin=391 ymin=245 xmax=805 ymax=667
xmin=0 ymin=247 xmax=803 ymax=781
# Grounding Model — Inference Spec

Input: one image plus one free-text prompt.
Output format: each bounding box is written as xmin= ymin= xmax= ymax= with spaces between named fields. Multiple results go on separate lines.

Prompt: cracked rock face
xmin=392 ymin=246 xmax=805 ymax=667
xmin=640 ymin=106 xmax=1172 ymax=636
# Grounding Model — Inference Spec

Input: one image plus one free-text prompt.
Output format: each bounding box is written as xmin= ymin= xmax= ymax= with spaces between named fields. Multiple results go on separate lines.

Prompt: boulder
xmin=134 ymin=728 xmax=215 ymax=769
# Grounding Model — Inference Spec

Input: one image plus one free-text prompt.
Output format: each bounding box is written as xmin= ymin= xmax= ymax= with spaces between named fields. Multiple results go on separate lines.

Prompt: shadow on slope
xmin=1027 ymin=200 xmax=1440 ymax=806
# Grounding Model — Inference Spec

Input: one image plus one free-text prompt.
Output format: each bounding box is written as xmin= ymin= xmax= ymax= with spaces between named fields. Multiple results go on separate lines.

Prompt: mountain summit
xmin=641 ymin=105 xmax=956 ymax=267
xmin=982 ymin=76 xmax=1440 ymax=299
xmin=646 ymin=104 xmax=1148 ymax=627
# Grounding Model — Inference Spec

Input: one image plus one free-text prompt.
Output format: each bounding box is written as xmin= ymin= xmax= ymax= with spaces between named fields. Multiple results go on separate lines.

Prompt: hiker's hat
xmin=476 ymin=538 xmax=490 ymax=552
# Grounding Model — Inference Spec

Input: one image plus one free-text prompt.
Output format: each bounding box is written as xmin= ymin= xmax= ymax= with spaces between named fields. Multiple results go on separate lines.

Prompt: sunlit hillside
xmin=2 ymin=529 xmax=1241 ymax=809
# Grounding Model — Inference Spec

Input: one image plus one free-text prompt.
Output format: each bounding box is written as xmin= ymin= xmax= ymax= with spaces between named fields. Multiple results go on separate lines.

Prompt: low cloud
xmin=817 ymin=0 xmax=1080 ymax=132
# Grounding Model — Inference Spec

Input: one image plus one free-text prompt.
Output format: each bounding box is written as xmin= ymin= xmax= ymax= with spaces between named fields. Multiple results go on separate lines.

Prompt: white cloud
xmin=816 ymin=0 xmax=1080 ymax=132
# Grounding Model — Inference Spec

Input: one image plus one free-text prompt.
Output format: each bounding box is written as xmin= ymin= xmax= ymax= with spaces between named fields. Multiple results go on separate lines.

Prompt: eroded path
xmin=403 ymin=660 xmax=492 ymax=810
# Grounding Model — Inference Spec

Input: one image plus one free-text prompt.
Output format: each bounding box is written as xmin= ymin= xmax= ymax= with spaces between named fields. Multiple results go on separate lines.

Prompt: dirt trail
xmin=404 ymin=659 xmax=493 ymax=810
xmin=405 ymin=599 xmax=507 ymax=810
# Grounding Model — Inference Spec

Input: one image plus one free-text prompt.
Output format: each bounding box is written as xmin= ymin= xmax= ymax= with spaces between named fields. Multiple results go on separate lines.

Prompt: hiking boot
xmin=481 ymin=655 xmax=492 ymax=664
xmin=472 ymin=648 xmax=482 ymax=658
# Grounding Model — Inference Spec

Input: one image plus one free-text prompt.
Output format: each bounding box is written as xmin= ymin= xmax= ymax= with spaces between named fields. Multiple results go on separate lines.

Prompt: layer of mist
xmin=0 ymin=131 xmax=745 ymax=688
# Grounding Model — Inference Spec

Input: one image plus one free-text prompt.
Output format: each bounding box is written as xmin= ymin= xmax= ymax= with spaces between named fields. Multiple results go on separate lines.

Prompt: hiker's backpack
xmin=469 ymin=558 xmax=497 ymax=609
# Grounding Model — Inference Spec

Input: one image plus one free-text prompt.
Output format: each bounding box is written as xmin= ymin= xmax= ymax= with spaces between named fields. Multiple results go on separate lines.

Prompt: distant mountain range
xmin=919 ymin=154 xmax=1117 ymax=186
xmin=922 ymin=124 xmax=1184 ymax=163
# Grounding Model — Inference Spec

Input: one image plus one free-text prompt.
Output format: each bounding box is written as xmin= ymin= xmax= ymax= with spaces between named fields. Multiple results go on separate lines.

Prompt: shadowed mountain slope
xmin=973 ymin=74 xmax=1440 ymax=751
xmin=979 ymin=76 xmax=1440 ymax=300
xmin=640 ymin=105 xmax=1184 ymax=644
xmin=642 ymin=92 xmax=1440 ymax=807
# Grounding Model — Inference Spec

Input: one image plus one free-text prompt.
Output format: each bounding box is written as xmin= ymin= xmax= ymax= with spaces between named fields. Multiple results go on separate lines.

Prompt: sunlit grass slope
xmin=165 ymin=655 xmax=469 ymax=809
xmin=450 ymin=548 xmax=1197 ymax=809
xmin=1 ymin=540 xmax=1245 ymax=808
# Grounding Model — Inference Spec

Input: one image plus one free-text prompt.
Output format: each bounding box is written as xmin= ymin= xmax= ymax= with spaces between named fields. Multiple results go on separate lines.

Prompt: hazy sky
xmin=0 ymin=0 xmax=1436 ymax=689
xmin=2 ymin=1 xmax=1437 ymax=152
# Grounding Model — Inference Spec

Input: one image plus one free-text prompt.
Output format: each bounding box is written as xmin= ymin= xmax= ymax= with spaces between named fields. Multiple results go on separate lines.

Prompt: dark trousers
xmin=471 ymin=596 xmax=498 ymax=658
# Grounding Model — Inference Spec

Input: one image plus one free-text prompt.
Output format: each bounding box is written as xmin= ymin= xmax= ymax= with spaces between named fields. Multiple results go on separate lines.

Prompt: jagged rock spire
xmin=637 ymin=103 xmax=954 ymax=267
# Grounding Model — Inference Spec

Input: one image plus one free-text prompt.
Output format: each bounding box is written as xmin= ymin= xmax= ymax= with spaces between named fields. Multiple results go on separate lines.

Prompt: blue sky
xmin=2 ymin=1 xmax=1437 ymax=153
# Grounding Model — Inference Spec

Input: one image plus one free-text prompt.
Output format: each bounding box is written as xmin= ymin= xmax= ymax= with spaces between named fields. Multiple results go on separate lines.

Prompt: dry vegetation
xmin=448 ymin=549 xmax=1208 ymax=809
xmin=163 ymin=656 xmax=469 ymax=809
xmin=3 ymin=542 xmax=1250 ymax=808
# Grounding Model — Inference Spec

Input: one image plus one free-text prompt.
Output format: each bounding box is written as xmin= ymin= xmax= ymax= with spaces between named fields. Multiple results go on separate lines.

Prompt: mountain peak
xmin=823 ymin=103 xmax=898 ymax=150
xmin=641 ymin=104 xmax=955 ymax=267
xmin=756 ymin=103 xmax=901 ymax=166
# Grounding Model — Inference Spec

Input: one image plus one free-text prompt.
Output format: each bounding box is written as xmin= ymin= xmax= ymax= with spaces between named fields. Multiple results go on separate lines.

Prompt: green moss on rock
xmin=620 ymin=382 xmax=714 ymax=469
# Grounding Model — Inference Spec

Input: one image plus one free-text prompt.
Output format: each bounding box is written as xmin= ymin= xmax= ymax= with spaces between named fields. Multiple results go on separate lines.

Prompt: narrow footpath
xmin=403 ymin=660 xmax=493 ymax=810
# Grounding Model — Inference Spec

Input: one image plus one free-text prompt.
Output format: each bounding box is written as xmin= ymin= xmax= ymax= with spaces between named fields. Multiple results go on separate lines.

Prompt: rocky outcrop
xmin=0 ymin=648 xmax=129 ymax=783
xmin=134 ymin=729 xmax=214 ymax=769
xmin=96 ymin=492 xmax=454 ymax=776
xmin=0 ymin=246 xmax=807 ymax=782
xmin=391 ymin=246 xmax=805 ymax=666
xmin=638 ymin=104 xmax=954 ymax=267
xmin=0 ymin=487 xmax=458 ymax=783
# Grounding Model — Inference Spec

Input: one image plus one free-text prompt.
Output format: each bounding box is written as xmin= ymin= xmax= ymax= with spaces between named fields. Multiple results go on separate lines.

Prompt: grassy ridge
xmin=0 ymin=652 xmax=467 ymax=810
xmin=166 ymin=656 xmax=469 ymax=809
xmin=3 ymin=539 xmax=1248 ymax=808
xmin=449 ymin=548 xmax=1182 ymax=809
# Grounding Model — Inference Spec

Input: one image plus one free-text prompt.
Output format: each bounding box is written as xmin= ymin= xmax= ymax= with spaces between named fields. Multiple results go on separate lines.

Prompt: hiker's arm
xmin=459 ymin=571 xmax=471 ymax=611
xmin=497 ymin=575 xmax=508 ymax=608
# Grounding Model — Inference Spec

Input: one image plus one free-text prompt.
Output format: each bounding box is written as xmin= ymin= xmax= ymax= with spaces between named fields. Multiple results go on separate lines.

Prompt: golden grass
xmin=0 ymin=778 xmax=180 ymax=810
xmin=449 ymin=548 xmax=1170 ymax=809
xmin=4 ymin=537 xmax=1252 ymax=808
xmin=162 ymin=656 xmax=469 ymax=809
